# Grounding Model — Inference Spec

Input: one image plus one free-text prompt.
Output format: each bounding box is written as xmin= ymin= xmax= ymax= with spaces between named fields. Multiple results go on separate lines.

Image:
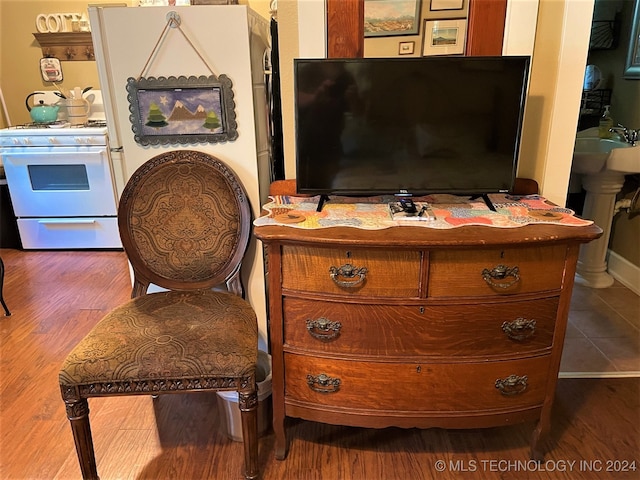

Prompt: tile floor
xmin=560 ymin=280 xmax=640 ymax=377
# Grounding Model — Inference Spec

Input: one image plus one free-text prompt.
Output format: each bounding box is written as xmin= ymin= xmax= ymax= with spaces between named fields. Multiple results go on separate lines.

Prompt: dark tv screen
xmin=294 ymin=56 xmax=530 ymax=196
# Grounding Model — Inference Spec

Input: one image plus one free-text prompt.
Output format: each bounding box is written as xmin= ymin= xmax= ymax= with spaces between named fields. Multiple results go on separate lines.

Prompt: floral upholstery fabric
xmin=59 ymin=290 xmax=257 ymax=389
xmin=121 ymin=152 xmax=248 ymax=285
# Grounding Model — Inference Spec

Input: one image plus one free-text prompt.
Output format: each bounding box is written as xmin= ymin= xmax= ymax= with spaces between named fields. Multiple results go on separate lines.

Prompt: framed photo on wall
xmin=364 ymin=0 xmax=423 ymax=37
xmin=422 ymin=19 xmax=467 ymax=56
xmin=430 ymin=0 xmax=464 ymax=11
xmin=399 ymin=41 xmax=415 ymax=55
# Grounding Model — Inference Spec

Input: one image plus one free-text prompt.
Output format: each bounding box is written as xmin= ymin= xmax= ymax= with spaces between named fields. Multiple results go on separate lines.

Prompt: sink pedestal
xmin=575 ymin=171 xmax=626 ymax=288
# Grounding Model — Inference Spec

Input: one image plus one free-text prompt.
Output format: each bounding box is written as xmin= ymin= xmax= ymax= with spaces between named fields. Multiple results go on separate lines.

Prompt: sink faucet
xmin=609 ymin=124 xmax=638 ymax=146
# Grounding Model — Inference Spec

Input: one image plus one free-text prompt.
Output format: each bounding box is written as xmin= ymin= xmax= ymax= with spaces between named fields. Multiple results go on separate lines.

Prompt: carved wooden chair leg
xmin=0 ymin=257 xmax=11 ymax=316
xmin=239 ymin=390 xmax=259 ymax=480
xmin=65 ymin=398 xmax=99 ymax=480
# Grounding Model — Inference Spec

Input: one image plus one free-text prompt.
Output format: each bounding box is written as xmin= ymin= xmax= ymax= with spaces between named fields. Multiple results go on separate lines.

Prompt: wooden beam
xmin=326 ymin=0 xmax=364 ymax=58
xmin=466 ymin=0 xmax=508 ymax=56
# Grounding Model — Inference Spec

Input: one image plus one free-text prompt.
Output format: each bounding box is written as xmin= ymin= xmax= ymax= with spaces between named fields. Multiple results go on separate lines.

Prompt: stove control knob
xmin=22 ymin=138 xmax=32 ymax=145
xmin=48 ymin=137 xmax=60 ymax=144
xmin=74 ymin=137 xmax=86 ymax=144
xmin=12 ymin=138 xmax=21 ymax=145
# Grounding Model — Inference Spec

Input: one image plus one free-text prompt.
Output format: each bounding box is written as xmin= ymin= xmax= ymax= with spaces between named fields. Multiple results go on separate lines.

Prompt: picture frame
xmin=623 ymin=0 xmax=640 ymax=79
xmin=422 ymin=19 xmax=467 ymax=56
xmin=399 ymin=41 xmax=415 ymax=55
xmin=430 ymin=0 xmax=464 ymax=11
xmin=126 ymin=75 xmax=238 ymax=146
xmin=364 ymin=0 xmax=422 ymax=37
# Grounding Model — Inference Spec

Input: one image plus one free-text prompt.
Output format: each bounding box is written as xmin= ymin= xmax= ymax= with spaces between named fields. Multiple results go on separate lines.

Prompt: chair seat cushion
xmin=59 ymin=290 xmax=258 ymax=389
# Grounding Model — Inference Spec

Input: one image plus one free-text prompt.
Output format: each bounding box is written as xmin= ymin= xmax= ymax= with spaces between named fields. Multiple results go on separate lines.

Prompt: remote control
xmin=399 ymin=198 xmax=418 ymax=214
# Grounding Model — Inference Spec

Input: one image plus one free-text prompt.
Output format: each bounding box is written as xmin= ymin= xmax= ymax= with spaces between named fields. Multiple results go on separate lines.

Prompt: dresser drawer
xmin=281 ymin=246 xmax=422 ymax=297
xmin=285 ymin=353 xmax=550 ymax=412
xmin=428 ymin=245 xmax=567 ymax=297
xmin=283 ymin=297 xmax=558 ymax=357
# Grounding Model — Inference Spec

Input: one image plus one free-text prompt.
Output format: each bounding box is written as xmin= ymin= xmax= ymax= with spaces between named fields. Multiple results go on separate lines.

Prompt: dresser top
xmin=254 ymin=221 xmax=602 ymax=248
xmin=254 ymin=187 xmax=602 ymax=248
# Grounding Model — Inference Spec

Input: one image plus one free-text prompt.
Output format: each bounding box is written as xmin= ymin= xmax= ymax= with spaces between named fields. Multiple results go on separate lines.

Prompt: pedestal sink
xmin=572 ymin=128 xmax=639 ymax=288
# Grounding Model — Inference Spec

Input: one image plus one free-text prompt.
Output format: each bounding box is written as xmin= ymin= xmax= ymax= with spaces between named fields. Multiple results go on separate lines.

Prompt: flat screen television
xmin=294 ymin=56 xmax=531 ymax=201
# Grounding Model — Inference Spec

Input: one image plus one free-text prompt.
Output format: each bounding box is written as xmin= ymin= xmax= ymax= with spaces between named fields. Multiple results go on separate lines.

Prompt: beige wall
xmin=519 ymin=0 xmax=594 ymax=206
xmin=0 ymin=0 xmax=270 ymax=127
xmin=274 ymin=0 xmax=299 ymax=180
xmin=0 ymin=0 xmax=130 ymax=127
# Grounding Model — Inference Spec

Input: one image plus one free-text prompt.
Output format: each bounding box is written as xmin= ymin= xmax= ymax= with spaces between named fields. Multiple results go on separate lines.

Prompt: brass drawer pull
xmin=502 ymin=318 xmax=537 ymax=341
xmin=306 ymin=317 xmax=342 ymax=341
xmin=495 ymin=374 xmax=528 ymax=396
xmin=329 ymin=263 xmax=368 ymax=288
xmin=482 ymin=264 xmax=520 ymax=289
xmin=307 ymin=373 xmax=341 ymax=394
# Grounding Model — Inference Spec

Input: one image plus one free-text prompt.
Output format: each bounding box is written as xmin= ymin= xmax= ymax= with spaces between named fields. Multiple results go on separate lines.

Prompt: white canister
xmin=66 ymin=98 xmax=90 ymax=126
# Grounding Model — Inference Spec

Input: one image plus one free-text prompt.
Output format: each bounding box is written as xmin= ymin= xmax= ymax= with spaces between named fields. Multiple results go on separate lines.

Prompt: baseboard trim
xmin=606 ymin=250 xmax=640 ymax=295
xmin=559 ymin=371 xmax=640 ymax=379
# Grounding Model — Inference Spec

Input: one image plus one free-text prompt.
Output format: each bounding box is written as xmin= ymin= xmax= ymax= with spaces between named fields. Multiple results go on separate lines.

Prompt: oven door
xmin=2 ymin=146 xmax=118 ymax=217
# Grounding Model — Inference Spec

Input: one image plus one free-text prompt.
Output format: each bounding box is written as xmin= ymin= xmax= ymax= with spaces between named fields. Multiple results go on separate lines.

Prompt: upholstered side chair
xmin=59 ymin=150 xmax=260 ymax=479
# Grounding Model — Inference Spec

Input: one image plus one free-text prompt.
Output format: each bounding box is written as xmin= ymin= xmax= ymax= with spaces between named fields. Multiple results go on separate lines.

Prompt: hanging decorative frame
xmin=126 ymin=11 xmax=238 ymax=145
xmin=364 ymin=0 xmax=422 ymax=37
xmin=126 ymin=75 xmax=237 ymax=146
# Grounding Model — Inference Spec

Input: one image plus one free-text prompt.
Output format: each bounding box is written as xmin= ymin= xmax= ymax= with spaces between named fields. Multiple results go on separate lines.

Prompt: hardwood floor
xmin=0 ymin=248 xmax=638 ymax=480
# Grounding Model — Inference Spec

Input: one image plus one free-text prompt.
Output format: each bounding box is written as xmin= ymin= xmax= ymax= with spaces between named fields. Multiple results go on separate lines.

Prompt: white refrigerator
xmin=89 ymin=4 xmax=271 ymax=348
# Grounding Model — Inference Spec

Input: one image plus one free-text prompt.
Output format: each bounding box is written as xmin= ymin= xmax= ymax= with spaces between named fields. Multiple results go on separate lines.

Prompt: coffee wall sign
xmin=35 ymin=13 xmax=88 ymax=33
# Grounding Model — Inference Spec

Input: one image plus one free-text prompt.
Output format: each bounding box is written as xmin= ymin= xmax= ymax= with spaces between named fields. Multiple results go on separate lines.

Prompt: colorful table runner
xmin=254 ymin=194 xmax=593 ymax=230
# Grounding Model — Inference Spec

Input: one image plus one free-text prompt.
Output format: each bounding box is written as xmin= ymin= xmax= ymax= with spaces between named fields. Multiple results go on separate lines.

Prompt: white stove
xmin=0 ymin=90 xmax=122 ymax=250
xmin=0 ymin=123 xmax=108 ymax=147
xmin=4 ymin=119 xmax=107 ymax=129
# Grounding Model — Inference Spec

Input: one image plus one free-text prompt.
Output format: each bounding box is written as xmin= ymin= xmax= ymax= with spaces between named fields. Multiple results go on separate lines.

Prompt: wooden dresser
xmin=254 ymin=200 xmax=601 ymax=461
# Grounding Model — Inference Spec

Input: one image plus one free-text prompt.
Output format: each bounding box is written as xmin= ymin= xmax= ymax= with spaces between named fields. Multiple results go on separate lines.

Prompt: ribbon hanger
xmin=137 ymin=11 xmax=219 ymax=81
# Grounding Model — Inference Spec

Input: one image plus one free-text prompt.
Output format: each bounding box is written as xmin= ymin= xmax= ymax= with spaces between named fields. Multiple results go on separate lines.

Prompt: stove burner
xmin=16 ymin=121 xmax=67 ymax=129
xmin=87 ymin=119 xmax=107 ymax=128
xmin=13 ymin=119 xmax=107 ymax=129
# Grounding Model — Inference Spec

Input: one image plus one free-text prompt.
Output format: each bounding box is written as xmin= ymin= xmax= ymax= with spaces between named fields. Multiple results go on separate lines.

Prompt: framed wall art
xmin=364 ymin=0 xmax=422 ymax=37
xmin=430 ymin=0 xmax=464 ymax=11
xmin=399 ymin=41 xmax=415 ymax=55
xmin=624 ymin=0 xmax=640 ymax=79
xmin=126 ymin=75 xmax=238 ymax=146
xmin=422 ymin=19 xmax=467 ymax=56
